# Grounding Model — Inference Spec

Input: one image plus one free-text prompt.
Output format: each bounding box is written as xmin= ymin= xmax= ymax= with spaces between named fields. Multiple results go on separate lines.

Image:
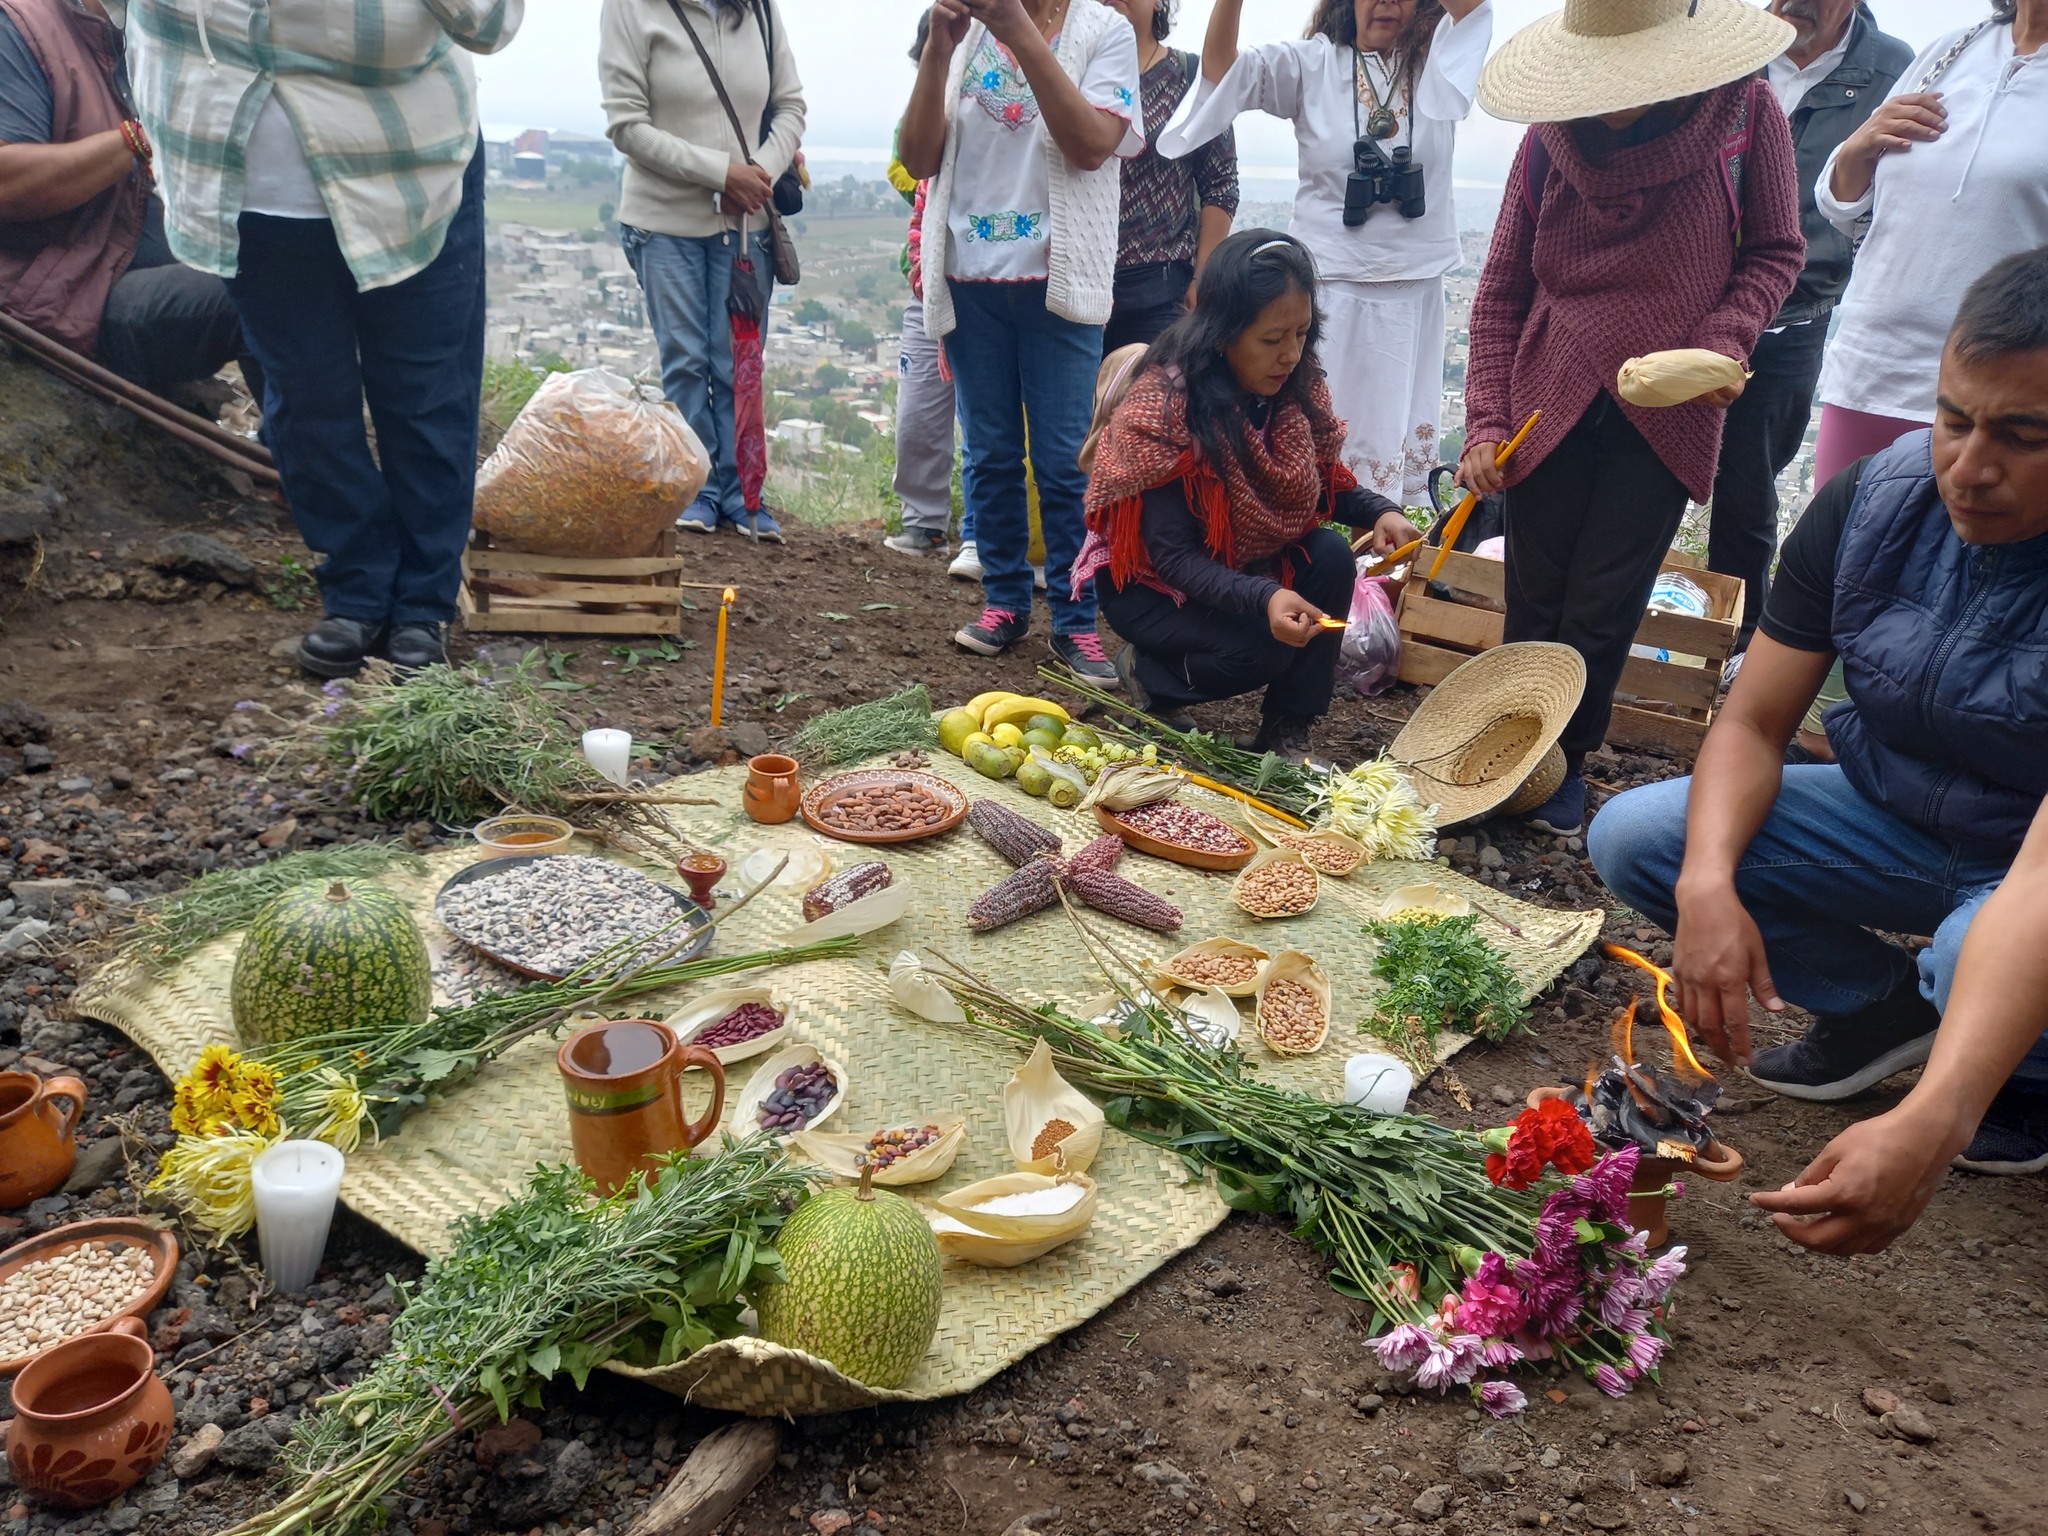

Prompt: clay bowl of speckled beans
xmin=0 ymin=1219 xmax=179 ymax=1377
xmin=1095 ymin=801 xmax=1257 ymax=872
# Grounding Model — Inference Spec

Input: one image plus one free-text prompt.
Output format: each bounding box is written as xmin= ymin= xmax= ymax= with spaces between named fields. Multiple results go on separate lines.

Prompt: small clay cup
xmin=743 ymin=754 xmax=801 ymax=825
xmin=0 ymin=1070 xmax=88 ymax=1209
xmin=1524 ymin=1086 xmax=1744 ymax=1247
xmin=5 ymin=1317 xmax=172 ymax=1509
xmin=678 ymin=852 xmax=727 ymax=911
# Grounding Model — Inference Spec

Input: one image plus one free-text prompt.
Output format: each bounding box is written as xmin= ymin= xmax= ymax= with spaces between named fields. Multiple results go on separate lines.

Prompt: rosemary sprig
xmin=219 ymin=1138 xmax=811 ymax=1536
xmin=791 ymin=683 xmax=940 ymax=765
xmin=118 ymin=843 xmax=428 ymax=969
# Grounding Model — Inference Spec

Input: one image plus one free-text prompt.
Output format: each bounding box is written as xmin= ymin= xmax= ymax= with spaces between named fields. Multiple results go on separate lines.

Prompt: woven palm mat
xmin=76 ymin=754 xmax=1601 ymax=1416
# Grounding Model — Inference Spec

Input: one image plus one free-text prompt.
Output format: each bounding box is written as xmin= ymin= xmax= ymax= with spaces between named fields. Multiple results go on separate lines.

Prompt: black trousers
xmin=1104 ymin=260 xmax=1193 ymax=353
xmin=1101 ymin=525 xmax=1357 ymax=722
xmin=1504 ymin=396 xmax=1690 ymax=759
xmin=99 ymin=261 xmax=250 ymax=395
xmin=1705 ymin=320 xmax=1828 ymax=648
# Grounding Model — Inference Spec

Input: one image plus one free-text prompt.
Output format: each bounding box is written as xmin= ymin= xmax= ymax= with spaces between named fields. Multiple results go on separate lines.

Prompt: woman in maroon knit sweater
xmin=1460 ymin=0 xmax=1805 ymax=836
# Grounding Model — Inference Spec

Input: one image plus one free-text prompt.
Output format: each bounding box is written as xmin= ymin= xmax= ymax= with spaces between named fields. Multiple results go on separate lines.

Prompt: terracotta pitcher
xmin=557 ymin=1019 xmax=727 ymax=1195
xmin=5 ymin=1317 xmax=173 ymax=1509
xmin=743 ymin=753 xmax=801 ymax=824
xmin=1525 ymin=1086 xmax=1744 ymax=1247
xmin=0 ymin=1069 xmax=88 ymax=1209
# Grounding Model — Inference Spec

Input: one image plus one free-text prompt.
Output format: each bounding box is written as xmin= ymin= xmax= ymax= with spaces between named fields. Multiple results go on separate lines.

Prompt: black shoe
xmin=1112 ymin=646 xmax=1196 ymax=731
xmin=1954 ymin=1082 xmax=2048 ymax=1175
xmin=384 ymin=622 xmax=448 ymax=672
xmin=1238 ymin=718 xmax=1317 ymax=760
xmin=1524 ymin=770 xmax=1588 ymax=838
xmin=954 ymin=606 xmax=1030 ymax=657
xmin=296 ymin=615 xmax=384 ymax=679
xmin=1049 ymin=631 xmax=1119 ymax=686
xmin=1747 ymin=980 xmax=1940 ymax=1102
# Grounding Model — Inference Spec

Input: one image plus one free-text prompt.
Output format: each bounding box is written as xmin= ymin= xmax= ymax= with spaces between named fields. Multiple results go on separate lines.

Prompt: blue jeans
xmin=227 ymin=145 xmax=486 ymax=626
xmin=1588 ymin=765 xmax=2048 ymax=1086
xmin=622 ymin=224 xmax=774 ymax=522
xmin=945 ymin=279 xmax=1100 ymax=630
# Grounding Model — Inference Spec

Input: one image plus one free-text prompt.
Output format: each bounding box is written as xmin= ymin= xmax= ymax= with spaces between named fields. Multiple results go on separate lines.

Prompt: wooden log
xmin=626 ymin=1419 xmax=782 ymax=1536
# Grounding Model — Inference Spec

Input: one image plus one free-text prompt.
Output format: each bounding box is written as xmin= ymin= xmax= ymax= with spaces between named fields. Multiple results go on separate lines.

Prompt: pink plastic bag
xmin=1336 ymin=571 xmax=1401 ymax=698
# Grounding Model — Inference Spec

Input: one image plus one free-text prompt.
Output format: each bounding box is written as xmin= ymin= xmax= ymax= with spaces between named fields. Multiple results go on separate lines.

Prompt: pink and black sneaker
xmin=1051 ymin=630 xmax=1118 ymax=685
xmin=955 ymin=607 xmax=1029 ymax=656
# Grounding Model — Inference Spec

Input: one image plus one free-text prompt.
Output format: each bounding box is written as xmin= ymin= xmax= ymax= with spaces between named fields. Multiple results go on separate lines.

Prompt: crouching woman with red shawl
xmin=1075 ymin=230 xmax=1420 ymax=757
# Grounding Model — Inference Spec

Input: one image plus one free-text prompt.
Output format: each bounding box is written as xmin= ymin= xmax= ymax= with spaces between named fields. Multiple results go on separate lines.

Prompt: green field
xmin=485 ymin=188 xmax=612 ymax=233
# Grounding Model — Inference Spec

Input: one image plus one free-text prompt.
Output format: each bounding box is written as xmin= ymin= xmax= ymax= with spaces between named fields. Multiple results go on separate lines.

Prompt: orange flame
xmin=1601 ymin=943 xmax=1714 ymax=1083
xmin=1610 ymin=996 xmax=1637 ymax=1063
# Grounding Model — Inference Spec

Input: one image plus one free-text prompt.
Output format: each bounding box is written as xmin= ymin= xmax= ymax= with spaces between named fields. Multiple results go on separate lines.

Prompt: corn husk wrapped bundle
xmin=1615 ymin=349 xmax=1749 ymax=408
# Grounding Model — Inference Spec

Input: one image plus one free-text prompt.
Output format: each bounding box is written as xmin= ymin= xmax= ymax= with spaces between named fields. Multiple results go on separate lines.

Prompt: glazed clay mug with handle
xmin=5 ymin=1316 xmax=173 ymax=1510
xmin=743 ymin=753 xmax=801 ymax=824
xmin=0 ymin=1069 xmax=88 ymax=1208
xmin=557 ymin=1019 xmax=727 ymax=1195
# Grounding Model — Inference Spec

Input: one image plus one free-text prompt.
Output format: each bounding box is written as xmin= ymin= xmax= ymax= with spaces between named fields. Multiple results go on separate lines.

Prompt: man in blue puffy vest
xmin=1589 ymin=247 xmax=2048 ymax=1255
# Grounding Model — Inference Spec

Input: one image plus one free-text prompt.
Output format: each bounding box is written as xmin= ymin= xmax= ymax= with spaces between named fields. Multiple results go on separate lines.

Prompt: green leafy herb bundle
xmin=221 ymin=1140 xmax=810 ymax=1536
xmin=1366 ymin=914 xmax=1529 ymax=1047
xmin=121 ymin=843 xmax=427 ymax=968
xmin=321 ymin=656 xmax=613 ymax=825
xmin=1038 ymin=666 xmax=1322 ymax=817
xmin=926 ymin=931 xmax=1536 ymax=1325
xmin=791 ymin=683 xmax=940 ymax=765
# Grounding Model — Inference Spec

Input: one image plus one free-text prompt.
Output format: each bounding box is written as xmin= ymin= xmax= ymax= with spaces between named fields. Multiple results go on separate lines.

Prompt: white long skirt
xmin=1320 ymin=276 xmax=1447 ymax=504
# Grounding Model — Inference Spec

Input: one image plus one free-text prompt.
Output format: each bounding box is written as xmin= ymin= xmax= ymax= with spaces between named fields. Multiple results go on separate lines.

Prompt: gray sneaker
xmin=884 ymin=527 xmax=947 ymax=557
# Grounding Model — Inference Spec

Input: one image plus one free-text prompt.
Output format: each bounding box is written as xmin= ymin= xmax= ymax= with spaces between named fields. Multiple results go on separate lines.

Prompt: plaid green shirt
xmin=127 ymin=0 xmax=521 ymax=290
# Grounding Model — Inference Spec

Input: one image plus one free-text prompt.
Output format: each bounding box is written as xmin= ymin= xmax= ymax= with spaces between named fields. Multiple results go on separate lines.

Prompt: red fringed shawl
xmin=1082 ymin=365 xmax=1355 ymax=599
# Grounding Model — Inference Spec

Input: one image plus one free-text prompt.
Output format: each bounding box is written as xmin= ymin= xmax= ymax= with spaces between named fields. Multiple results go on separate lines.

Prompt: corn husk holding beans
xmin=474 ymin=369 xmax=709 ymax=556
xmin=1151 ymin=937 xmax=1271 ymax=998
xmin=791 ymin=1117 xmax=968 ymax=1186
xmin=1255 ymin=950 xmax=1332 ymax=1056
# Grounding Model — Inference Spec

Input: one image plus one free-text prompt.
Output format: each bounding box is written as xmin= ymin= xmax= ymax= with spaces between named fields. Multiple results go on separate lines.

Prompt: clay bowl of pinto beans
xmin=1095 ymin=800 xmax=1258 ymax=872
xmin=801 ymin=768 xmax=970 ymax=845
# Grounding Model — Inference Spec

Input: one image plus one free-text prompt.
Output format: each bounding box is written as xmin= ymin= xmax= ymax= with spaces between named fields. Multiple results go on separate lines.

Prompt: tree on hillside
xmin=839 ymin=319 xmax=876 ymax=352
xmin=793 ymin=298 xmax=829 ymax=328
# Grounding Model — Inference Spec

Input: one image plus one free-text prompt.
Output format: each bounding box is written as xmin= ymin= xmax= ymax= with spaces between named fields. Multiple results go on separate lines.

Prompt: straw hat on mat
xmin=1391 ymin=643 xmax=1587 ymax=828
xmin=1478 ymin=0 xmax=1795 ymax=125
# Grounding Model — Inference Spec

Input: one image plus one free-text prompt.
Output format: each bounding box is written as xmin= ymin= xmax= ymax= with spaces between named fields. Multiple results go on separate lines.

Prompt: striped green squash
xmin=230 ymin=880 xmax=431 ymax=1046
xmin=754 ymin=1169 xmax=942 ymax=1389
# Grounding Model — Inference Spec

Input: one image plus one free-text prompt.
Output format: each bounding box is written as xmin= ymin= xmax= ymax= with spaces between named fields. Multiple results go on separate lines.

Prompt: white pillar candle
xmin=1344 ymin=1053 xmax=1414 ymax=1116
xmin=251 ymin=1140 xmax=346 ymax=1294
xmin=582 ymin=728 xmax=632 ymax=788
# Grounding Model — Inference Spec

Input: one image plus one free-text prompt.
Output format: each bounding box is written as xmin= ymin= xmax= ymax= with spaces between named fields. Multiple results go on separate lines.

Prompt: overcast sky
xmin=477 ymin=0 xmax=1993 ymax=185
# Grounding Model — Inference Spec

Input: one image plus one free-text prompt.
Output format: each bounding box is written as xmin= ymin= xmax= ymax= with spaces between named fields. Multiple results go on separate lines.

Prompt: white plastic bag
xmin=1336 ymin=571 xmax=1402 ymax=698
xmin=474 ymin=368 xmax=709 ymax=556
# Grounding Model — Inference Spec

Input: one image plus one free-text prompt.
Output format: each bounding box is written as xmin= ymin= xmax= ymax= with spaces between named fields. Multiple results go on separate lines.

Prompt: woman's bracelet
xmin=120 ymin=118 xmax=154 ymax=166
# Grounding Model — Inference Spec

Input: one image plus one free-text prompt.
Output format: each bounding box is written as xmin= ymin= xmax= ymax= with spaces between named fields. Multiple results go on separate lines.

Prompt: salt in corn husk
xmin=926 ymin=1170 xmax=1099 ymax=1266
xmin=1616 ymin=348 xmax=1749 ymax=408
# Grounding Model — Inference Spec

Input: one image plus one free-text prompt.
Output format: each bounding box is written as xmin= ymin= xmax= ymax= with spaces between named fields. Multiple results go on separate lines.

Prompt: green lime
xmin=1025 ymin=714 xmax=1067 ymax=738
xmin=1021 ymin=728 xmax=1064 ymax=753
xmin=1060 ymin=725 xmax=1102 ymax=751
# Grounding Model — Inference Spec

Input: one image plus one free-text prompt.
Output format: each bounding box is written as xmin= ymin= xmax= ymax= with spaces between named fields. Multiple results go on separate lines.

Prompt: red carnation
xmin=1485 ymin=1098 xmax=1598 ymax=1189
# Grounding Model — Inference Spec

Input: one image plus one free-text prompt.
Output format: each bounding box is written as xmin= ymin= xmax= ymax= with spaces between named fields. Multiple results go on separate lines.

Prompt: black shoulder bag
xmin=666 ymin=0 xmax=802 ymax=285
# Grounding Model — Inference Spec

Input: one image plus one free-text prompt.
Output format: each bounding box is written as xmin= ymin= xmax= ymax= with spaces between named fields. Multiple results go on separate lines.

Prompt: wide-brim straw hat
xmin=1479 ymin=0 xmax=1795 ymax=125
xmin=1391 ymin=643 xmax=1587 ymax=828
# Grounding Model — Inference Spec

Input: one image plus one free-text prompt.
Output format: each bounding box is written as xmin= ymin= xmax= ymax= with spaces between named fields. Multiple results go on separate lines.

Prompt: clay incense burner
xmin=1525 ymin=1086 xmax=1744 ymax=1248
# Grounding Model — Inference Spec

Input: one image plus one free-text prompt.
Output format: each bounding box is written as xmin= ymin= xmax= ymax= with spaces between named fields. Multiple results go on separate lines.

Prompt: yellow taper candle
xmin=710 ymin=585 xmax=736 ymax=726
xmin=1426 ymin=410 xmax=1542 ymax=582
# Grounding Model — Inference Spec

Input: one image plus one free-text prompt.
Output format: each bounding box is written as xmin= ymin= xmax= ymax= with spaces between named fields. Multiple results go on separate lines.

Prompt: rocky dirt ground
xmin=0 ymin=399 xmax=2044 ymax=1536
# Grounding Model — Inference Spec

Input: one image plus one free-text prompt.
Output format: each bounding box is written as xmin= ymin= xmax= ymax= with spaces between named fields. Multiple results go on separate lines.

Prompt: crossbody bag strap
xmin=666 ymin=0 xmax=760 ymax=165
xmin=1919 ymin=20 xmax=1994 ymax=90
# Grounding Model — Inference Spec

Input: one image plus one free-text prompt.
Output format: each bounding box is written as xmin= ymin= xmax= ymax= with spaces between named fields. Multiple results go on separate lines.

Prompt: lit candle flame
xmin=1601 ymin=943 xmax=1715 ymax=1083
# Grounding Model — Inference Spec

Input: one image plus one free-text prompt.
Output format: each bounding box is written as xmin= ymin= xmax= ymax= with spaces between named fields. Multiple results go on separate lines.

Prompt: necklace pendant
xmin=1366 ymin=106 xmax=1400 ymax=140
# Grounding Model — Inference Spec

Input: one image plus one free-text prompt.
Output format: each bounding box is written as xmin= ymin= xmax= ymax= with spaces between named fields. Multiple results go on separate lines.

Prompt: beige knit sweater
xmin=599 ymin=0 xmax=805 ymax=240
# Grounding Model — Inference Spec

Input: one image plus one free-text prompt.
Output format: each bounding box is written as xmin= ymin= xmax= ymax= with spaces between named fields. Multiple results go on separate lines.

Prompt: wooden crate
xmin=1394 ymin=545 xmax=1743 ymax=757
xmin=459 ymin=530 xmax=688 ymax=637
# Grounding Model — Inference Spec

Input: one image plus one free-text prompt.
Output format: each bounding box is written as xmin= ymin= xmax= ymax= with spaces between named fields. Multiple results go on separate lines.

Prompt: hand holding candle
xmin=1430 ymin=411 xmax=1541 ymax=581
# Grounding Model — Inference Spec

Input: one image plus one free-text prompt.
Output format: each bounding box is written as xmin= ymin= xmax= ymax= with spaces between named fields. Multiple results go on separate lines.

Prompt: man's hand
xmin=1670 ymin=879 xmax=1782 ymax=1066
xmin=1457 ymin=439 xmax=1504 ymax=497
xmin=1749 ymin=1102 xmax=1971 ymax=1254
xmin=1368 ymin=509 xmax=1424 ymax=557
xmin=722 ymin=161 xmax=774 ymax=214
xmin=1267 ymin=588 xmax=1324 ymax=648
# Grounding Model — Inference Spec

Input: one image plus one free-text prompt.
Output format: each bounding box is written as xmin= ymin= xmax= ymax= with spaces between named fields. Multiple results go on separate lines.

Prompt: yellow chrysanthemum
xmin=304 ymin=1073 xmax=371 ymax=1155
xmin=234 ymin=1059 xmax=281 ymax=1105
xmin=149 ymin=1128 xmax=272 ymax=1237
xmin=188 ymin=1042 xmax=245 ymax=1099
xmin=171 ymin=1080 xmax=228 ymax=1137
xmin=231 ymin=1089 xmax=282 ymax=1139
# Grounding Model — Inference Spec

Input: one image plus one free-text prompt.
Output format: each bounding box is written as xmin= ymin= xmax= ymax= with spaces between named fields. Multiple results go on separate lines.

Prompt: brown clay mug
xmin=557 ymin=1019 xmax=727 ymax=1195
xmin=0 ymin=1070 xmax=88 ymax=1209
xmin=5 ymin=1316 xmax=173 ymax=1509
xmin=743 ymin=753 xmax=801 ymax=824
